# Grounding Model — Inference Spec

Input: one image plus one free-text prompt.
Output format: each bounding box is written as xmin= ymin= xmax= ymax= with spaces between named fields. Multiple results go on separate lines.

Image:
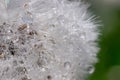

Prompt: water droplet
xmin=87 ymin=66 xmax=95 ymax=74
xmin=80 ymin=32 xmax=86 ymax=39
xmin=22 ymin=14 xmax=33 ymax=24
xmin=64 ymin=61 xmax=71 ymax=70
xmin=41 ymin=68 xmax=46 ymax=72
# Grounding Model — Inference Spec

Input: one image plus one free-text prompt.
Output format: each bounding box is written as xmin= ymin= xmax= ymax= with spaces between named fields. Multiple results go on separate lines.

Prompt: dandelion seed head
xmin=0 ymin=0 xmax=99 ymax=80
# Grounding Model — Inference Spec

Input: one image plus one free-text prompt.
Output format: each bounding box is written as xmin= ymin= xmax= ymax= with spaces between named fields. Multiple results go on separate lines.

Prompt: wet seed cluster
xmin=0 ymin=22 xmax=56 ymax=80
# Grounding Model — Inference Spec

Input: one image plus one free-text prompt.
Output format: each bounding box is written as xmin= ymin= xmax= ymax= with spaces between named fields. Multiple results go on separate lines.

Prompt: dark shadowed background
xmin=85 ymin=0 xmax=120 ymax=80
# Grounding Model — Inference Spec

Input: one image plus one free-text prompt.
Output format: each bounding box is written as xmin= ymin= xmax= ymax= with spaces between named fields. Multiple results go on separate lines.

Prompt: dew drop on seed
xmin=80 ymin=34 xmax=86 ymax=39
xmin=87 ymin=66 xmax=95 ymax=74
xmin=64 ymin=61 xmax=71 ymax=70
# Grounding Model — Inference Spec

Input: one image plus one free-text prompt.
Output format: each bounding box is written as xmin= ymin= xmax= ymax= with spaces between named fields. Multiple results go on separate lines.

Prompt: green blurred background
xmin=86 ymin=0 xmax=120 ymax=80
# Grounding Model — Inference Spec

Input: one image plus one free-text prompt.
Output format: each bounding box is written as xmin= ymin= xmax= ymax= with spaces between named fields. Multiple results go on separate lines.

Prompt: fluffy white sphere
xmin=0 ymin=0 xmax=99 ymax=80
